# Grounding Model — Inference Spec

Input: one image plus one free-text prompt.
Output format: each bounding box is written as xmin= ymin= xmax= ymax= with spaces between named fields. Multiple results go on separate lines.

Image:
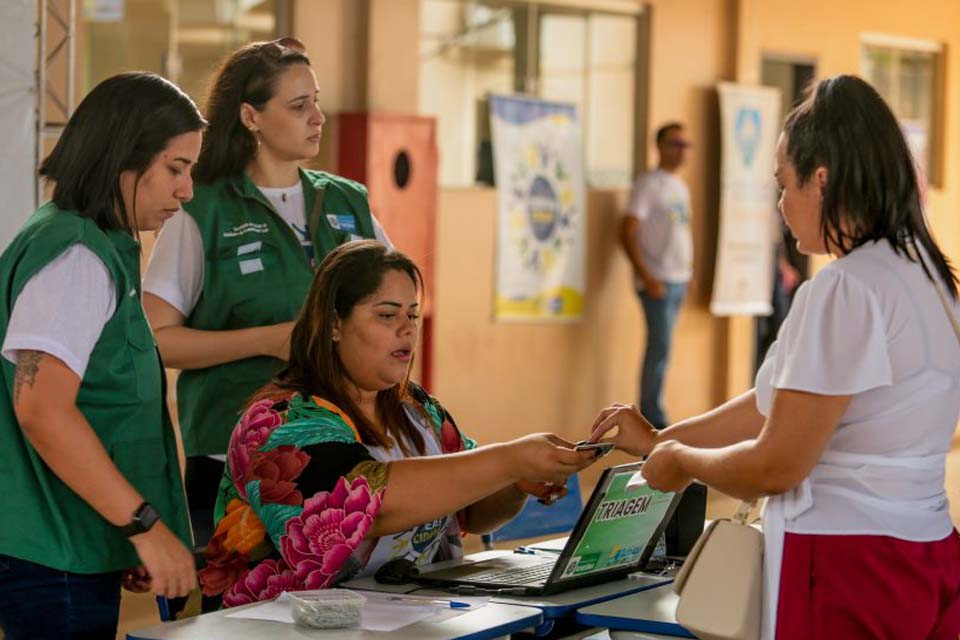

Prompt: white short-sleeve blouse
xmin=755 ymin=240 xmax=960 ymax=541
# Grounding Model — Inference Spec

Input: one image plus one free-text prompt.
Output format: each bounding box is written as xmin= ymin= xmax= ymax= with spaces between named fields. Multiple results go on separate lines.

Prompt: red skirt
xmin=776 ymin=530 xmax=960 ymax=639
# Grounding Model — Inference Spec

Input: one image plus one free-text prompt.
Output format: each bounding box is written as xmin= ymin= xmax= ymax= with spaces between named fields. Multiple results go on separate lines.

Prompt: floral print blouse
xmin=199 ymin=383 xmax=476 ymax=606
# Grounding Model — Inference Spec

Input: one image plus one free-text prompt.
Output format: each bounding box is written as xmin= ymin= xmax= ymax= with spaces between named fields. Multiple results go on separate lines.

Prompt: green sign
xmin=560 ymin=470 xmax=674 ymax=577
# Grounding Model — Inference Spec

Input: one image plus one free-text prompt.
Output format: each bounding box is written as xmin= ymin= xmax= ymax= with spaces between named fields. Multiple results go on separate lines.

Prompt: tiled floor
xmin=112 ymin=441 xmax=960 ymax=639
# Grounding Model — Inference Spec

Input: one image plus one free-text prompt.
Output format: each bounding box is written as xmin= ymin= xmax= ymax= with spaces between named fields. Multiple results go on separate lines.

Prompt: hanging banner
xmin=490 ymin=95 xmax=586 ymax=321
xmin=710 ymin=83 xmax=781 ymax=316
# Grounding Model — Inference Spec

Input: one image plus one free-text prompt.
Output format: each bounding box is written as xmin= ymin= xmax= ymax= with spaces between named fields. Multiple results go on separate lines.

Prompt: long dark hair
xmin=194 ymin=38 xmax=310 ymax=184
xmin=39 ymin=72 xmax=205 ymax=234
xmin=783 ymin=74 xmax=957 ymax=298
xmin=269 ymin=241 xmax=427 ymax=454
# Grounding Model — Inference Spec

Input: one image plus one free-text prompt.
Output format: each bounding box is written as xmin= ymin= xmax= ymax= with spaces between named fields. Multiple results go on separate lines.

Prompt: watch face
xmin=137 ymin=504 xmax=161 ymax=531
xmin=122 ymin=502 xmax=162 ymax=537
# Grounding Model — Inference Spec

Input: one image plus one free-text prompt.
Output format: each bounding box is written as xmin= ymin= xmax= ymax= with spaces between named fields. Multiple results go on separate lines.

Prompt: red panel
xmin=336 ymin=113 xmax=438 ymax=389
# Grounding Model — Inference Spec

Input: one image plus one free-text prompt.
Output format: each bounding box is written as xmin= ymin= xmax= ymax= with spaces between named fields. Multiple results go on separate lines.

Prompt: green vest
xmin=0 ymin=203 xmax=191 ymax=573
xmin=178 ymin=169 xmax=375 ymax=456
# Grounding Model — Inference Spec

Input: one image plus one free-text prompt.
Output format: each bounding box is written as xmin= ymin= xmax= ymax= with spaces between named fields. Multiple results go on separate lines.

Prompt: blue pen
xmin=386 ymin=595 xmax=471 ymax=609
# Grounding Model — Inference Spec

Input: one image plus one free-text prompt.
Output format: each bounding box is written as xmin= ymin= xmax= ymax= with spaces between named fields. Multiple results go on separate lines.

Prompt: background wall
xmin=295 ymin=0 xmax=740 ymax=489
xmin=737 ymin=0 xmax=960 ymax=275
xmin=294 ymin=0 xmax=960 ymax=492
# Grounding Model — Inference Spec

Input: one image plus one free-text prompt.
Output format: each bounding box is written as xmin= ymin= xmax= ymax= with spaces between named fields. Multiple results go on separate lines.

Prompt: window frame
xmin=419 ymin=0 xmax=649 ymax=188
xmin=860 ymin=32 xmax=946 ymax=188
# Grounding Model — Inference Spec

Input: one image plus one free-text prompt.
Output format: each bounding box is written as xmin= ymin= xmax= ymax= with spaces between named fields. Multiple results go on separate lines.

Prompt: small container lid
xmin=288 ymin=589 xmax=366 ymax=605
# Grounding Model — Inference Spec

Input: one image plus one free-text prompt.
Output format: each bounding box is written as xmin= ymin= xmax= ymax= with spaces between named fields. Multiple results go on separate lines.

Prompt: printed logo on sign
xmin=607 ymin=544 xmax=641 ymax=566
xmin=562 ymin=555 xmax=581 ymax=577
xmin=734 ymin=107 xmax=762 ymax=167
xmin=411 ymin=517 xmax=446 ymax=553
xmin=564 ymin=552 xmax=600 ymax=576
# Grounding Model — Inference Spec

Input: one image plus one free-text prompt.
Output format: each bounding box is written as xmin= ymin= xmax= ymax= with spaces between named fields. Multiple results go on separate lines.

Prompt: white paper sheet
xmin=224 ymin=596 xmax=294 ymax=624
xmin=626 ymin=470 xmax=647 ymax=490
xmin=223 ymin=591 xmax=486 ymax=632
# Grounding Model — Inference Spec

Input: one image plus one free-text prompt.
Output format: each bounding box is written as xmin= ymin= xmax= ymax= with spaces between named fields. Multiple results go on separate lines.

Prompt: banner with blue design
xmin=490 ymin=95 xmax=586 ymax=321
xmin=711 ymin=83 xmax=781 ymax=316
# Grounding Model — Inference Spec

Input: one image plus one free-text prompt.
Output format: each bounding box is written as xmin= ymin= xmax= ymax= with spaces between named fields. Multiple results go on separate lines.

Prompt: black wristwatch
xmin=119 ymin=502 xmax=161 ymax=538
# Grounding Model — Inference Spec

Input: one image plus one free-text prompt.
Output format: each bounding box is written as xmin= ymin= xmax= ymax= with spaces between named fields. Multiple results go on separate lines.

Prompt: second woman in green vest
xmin=143 ymin=38 xmax=389 ymax=544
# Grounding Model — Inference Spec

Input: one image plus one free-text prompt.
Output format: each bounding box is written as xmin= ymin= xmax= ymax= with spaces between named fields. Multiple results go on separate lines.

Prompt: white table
xmin=575 ymin=584 xmax=693 ymax=638
xmin=126 ymin=598 xmax=543 ymax=640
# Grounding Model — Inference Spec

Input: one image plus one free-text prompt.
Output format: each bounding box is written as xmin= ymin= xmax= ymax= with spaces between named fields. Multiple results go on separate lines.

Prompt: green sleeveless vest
xmin=0 ymin=203 xmax=191 ymax=573
xmin=178 ymin=169 xmax=374 ymax=456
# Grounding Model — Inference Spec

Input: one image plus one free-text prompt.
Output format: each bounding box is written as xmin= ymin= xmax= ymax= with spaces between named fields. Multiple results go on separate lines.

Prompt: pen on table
xmin=385 ymin=595 xmax=471 ymax=609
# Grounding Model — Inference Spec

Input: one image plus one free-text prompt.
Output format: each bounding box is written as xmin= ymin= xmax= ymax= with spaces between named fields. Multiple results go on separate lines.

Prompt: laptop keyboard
xmin=466 ymin=560 xmax=556 ymax=585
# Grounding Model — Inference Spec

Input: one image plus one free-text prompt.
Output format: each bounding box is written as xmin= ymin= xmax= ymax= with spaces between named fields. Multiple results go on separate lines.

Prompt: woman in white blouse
xmin=590 ymin=75 xmax=960 ymax=639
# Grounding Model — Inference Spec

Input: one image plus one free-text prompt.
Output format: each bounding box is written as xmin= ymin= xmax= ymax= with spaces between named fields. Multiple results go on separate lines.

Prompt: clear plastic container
xmin=288 ymin=589 xmax=366 ymax=629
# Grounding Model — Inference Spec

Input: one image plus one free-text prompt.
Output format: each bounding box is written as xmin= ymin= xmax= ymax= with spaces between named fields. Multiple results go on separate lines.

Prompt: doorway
xmin=754 ymin=56 xmax=816 ymax=374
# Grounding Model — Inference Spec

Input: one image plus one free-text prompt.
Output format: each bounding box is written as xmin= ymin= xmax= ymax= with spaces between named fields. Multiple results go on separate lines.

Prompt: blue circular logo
xmin=527 ymin=176 xmax=558 ymax=242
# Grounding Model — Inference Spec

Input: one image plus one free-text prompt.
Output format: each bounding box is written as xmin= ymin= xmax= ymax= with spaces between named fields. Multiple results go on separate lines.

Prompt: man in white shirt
xmin=620 ymin=123 xmax=693 ymax=429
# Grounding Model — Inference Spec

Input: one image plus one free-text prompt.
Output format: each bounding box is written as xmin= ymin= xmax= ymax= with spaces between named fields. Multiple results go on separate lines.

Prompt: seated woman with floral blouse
xmin=199 ymin=240 xmax=597 ymax=604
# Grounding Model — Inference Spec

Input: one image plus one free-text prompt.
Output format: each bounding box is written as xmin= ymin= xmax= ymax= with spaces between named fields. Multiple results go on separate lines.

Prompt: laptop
xmin=414 ymin=461 xmax=682 ymax=596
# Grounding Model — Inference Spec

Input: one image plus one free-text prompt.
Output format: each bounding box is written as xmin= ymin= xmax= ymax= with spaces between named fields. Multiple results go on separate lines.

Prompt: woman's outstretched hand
xmin=588 ymin=403 xmax=659 ymax=457
xmin=505 ymin=433 xmax=598 ymax=486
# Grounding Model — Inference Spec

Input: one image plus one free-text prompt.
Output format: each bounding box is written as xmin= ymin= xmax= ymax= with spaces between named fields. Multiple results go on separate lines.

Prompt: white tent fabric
xmin=0 ymin=0 xmax=37 ymax=251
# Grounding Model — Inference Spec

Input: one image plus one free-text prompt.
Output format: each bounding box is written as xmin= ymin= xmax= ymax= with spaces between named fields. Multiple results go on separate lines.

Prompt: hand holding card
xmin=574 ymin=440 xmax=615 ymax=458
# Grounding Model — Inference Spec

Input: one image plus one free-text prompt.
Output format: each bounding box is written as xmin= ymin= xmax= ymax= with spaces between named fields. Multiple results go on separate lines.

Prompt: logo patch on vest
xmin=237 ymin=241 xmax=262 ymax=256
xmin=223 ymin=222 xmax=269 ymax=238
xmin=326 ymin=214 xmax=358 ymax=234
xmin=239 ymin=258 xmax=264 ymax=275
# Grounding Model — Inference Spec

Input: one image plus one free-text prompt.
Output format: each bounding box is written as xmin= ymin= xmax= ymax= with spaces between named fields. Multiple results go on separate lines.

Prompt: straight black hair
xmin=784 ymin=74 xmax=957 ymax=299
xmin=195 ymin=38 xmax=310 ymax=184
xmin=39 ymin=72 xmax=205 ymax=234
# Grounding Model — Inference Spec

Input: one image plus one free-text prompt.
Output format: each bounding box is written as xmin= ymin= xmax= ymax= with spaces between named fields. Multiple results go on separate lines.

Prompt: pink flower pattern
xmin=280 ymin=476 xmax=382 ymax=589
xmin=222 ymin=558 xmax=302 ymax=608
xmin=228 ymin=399 xmax=283 ymax=499
xmin=208 ymin=389 xmax=468 ymax=605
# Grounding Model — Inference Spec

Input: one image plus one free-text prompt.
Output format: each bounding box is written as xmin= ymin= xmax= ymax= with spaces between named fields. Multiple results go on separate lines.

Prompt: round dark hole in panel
xmin=393 ymin=150 xmax=412 ymax=190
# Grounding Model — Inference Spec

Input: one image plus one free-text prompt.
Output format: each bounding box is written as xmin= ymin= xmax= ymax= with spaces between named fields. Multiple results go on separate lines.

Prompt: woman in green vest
xmin=143 ymin=38 xmax=387 ymax=545
xmin=0 ymin=73 xmax=201 ymax=639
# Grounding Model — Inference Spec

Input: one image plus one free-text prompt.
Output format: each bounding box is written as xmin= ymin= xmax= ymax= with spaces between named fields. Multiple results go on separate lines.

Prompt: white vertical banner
xmin=489 ymin=95 xmax=586 ymax=321
xmin=0 ymin=0 xmax=38 ymax=251
xmin=710 ymin=83 xmax=782 ymax=316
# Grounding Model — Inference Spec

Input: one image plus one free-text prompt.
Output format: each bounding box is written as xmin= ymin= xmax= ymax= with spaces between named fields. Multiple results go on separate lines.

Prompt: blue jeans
xmin=638 ymin=282 xmax=687 ymax=429
xmin=0 ymin=554 xmax=121 ymax=640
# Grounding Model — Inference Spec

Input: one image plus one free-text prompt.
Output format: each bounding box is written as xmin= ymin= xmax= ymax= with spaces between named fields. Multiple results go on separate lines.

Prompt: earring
xmin=249 ymin=126 xmax=261 ymax=150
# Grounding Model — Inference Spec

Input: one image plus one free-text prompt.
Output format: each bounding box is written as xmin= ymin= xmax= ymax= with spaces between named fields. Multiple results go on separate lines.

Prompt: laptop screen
xmin=554 ymin=464 xmax=677 ymax=580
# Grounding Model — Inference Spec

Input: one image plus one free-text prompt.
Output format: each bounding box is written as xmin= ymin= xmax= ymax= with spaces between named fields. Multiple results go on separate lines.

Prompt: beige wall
xmin=292 ymin=0 xmax=960 ymax=491
xmin=430 ymin=1 xmax=740 ymax=496
xmin=295 ymin=0 xmax=740 ymax=492
xmin=737 ymin=0 xmax=960 ymax=270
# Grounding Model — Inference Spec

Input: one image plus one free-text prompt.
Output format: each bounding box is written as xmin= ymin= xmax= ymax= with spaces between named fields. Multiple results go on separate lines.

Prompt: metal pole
xmin=36 ymin=0 xmax=47 ymax=208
